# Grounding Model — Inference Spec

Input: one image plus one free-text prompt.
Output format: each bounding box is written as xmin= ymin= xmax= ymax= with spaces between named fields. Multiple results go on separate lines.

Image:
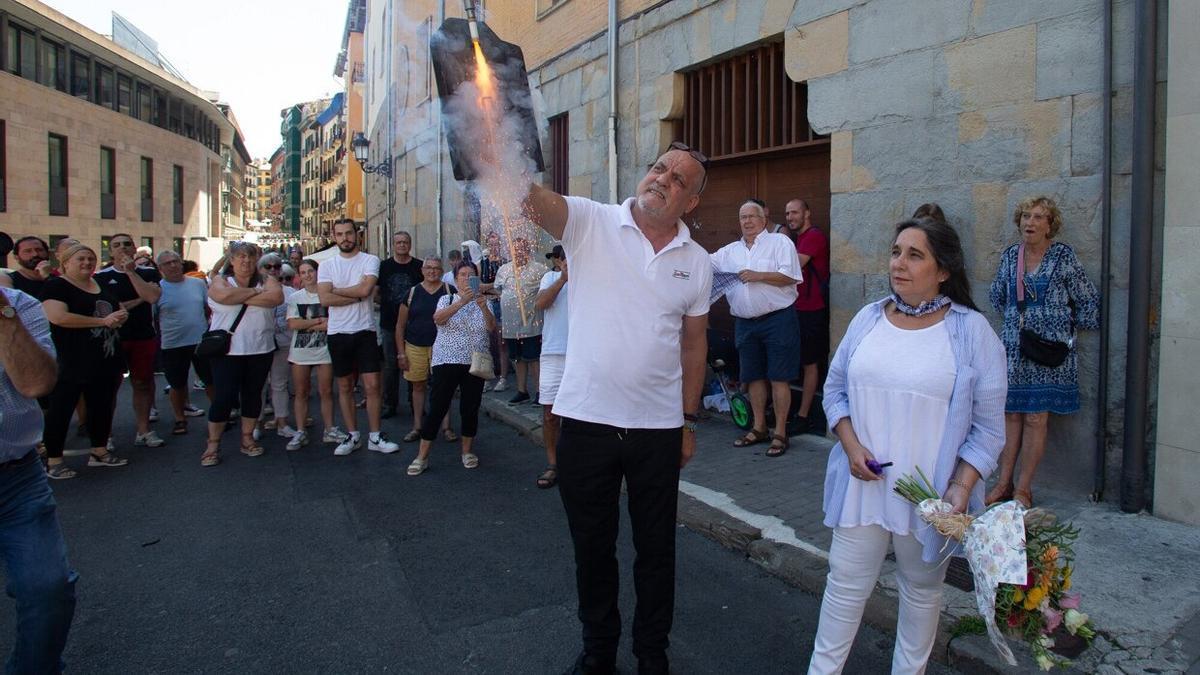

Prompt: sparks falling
xmin=471 ymin=38 xmax=531 ymax=327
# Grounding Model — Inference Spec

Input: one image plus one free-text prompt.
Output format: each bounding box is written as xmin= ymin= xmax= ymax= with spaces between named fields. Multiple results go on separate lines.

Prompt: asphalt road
xmin=0 ymin=382 xmax=959 ymax=674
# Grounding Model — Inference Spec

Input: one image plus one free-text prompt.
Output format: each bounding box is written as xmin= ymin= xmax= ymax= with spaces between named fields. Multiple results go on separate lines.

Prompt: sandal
xmin=443 ymin=428 xmax=460 ymax=442
xmin=1013 ymin=488 xmax=1033 ymax=508
xmin=46 ymin=463 xmax=77 ymax=480
xmin=88 ymin=451 xmax=128 ymax=467
xmin=201 ymin=450 xmax=221 ymax=467
xmin=461 ymin=453 xmax=479 ymax=469
xmin=985 ymin=482 xmax=1014 ymax=506
xmin=407 ymin=457 xmax=429 ymax=476
xmin=766 ymin=434 xmax=789 ymax=458
xmin=733 ymin=428 xmax=769 ymax=448
xmin=240 ymin=435 xmax=264 ymax=457
xmin=536 ymin=465 xmax=558 ymax=489
xmin=172 ymin=420 xmax=188 ymax=435
xmin=402 ymin=429 xmax=420 ymax=443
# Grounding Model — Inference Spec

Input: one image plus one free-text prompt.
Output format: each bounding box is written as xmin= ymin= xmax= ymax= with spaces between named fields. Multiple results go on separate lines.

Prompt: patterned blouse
xmin=988 ymin=241 xmax=1100 ymax=414
xmin=431 ymin=294 xmax=491 ymax=368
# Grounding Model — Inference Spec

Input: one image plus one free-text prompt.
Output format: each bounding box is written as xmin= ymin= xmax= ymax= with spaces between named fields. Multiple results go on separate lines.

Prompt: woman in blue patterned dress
xmin=986 ymin=196 xmax=1100 ymax=507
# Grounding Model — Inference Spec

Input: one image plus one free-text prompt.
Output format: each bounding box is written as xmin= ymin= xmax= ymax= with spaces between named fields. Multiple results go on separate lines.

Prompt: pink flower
xmin=1042 ymin=606 xmax=1063 ymax=632
xmin=1058 ymin=593 xmax=1081 ymax=610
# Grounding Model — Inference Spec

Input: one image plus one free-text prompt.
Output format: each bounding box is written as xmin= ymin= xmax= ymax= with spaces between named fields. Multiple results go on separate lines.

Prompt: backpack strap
xmin=228 ymin=304 xmax=250 ymax=334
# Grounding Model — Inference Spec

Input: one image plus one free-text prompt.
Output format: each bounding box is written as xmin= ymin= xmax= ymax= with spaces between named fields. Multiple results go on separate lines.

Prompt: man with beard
xmin=317 ymin=219 xmax=399 ymax=456
xmin=376 ymin=231 xmax=423 ymax=419
xmin=522 ymin=142 xmax=712 ymax=675
xmin=5 ymin=237 xmax=53 ymax=299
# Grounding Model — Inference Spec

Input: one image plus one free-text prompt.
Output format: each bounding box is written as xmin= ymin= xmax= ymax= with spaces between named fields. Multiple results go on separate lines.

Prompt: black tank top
xmin=404 ymin=282 xmax=454 ymax=347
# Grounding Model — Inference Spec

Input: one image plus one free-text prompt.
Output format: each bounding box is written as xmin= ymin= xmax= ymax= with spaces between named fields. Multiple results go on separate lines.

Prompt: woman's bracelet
xmin=948 ymin=478 xmax=972 ymax=491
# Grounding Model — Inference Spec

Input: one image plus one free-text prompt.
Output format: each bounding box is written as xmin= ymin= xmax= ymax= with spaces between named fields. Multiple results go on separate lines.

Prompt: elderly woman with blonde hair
xmin=986 ymin=195 xmax=1100 ymax=507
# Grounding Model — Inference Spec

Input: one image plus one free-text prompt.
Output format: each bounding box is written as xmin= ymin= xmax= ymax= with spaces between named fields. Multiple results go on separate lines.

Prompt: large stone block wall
xmin=0 ymin=72 xmax=220 ymax=259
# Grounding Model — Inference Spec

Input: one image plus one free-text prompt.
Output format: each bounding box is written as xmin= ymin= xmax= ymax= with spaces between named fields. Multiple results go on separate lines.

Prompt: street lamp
xmin=352 ymin=132 xmax=391 ymax=176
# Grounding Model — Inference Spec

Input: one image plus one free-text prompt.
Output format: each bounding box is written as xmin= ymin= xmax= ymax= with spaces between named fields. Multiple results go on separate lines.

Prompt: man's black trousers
xmin=556 ymin=417 xmax=682 ymax=663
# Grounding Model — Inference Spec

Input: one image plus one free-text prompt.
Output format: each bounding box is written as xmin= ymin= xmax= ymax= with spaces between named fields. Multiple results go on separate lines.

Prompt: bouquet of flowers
xmin=894 ymin=468 xmax=1096 ymax=670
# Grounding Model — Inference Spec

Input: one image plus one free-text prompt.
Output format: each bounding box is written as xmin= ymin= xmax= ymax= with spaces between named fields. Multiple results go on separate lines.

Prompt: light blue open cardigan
xmin=822 ymin=297 xmax=1008 ymax=563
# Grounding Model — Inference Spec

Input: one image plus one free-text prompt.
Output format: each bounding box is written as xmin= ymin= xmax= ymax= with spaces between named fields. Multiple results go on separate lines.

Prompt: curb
xmin=481 ymin=396 xmax=1007 ymax=673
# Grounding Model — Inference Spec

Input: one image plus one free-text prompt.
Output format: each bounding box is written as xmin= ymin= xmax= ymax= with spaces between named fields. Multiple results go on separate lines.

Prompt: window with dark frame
xmin=549 ymin=113 xmax=570 ymax=196
xmin=140 ymin=236 xmax=153 ymax=251
xmin=0 ymin=120 xmax=6 ymax=213
xmin=172 ymin=164 xmax=183 ymax=224
xmin=95 ymin=63 xmax=114 ymax=108
xmin=48 ymin=234 xmax=69 ymax=263
xmin=117 ymin=73 xmax=132 ymax=116
xmin=48 ymin=133 xmax=68 ymax=216
xmin=39 ymin=37 xmax=66 ymax=91
xmin=6 ymin=23 xmax=36 ymax=80
xmin=172 ymin=237 xmax=184 ymax=256
xmin=137 ymin=82 xmax=152 ymax=121
xmin=140 ymin=156 xmax=154 ymax=222
xmin=100 ymin=146 xmax=116 ymax=219
xmin=70 ymin=51 xmax=90 ymax=100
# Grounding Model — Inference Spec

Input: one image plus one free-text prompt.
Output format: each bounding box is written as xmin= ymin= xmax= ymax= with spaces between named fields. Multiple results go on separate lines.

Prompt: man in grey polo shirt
xmin=525 ymin=142 xmax=712 ymax=675
xmin=0 ymin=287 xmax=77 ymax=671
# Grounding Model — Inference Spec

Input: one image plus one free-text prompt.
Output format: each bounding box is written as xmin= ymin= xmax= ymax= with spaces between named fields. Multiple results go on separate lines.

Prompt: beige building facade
xmin=363 ymin=1 xmax=1196 ymax=521
xmin=0 ymin=0 xmax=237 ymax=266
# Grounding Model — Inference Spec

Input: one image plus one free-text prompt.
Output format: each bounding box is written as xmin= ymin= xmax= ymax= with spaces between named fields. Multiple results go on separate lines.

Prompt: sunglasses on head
xmin=667 ymin=141 xmax=710 ymax=192
xmin=262 ymin=263 xmax=281 ymax=270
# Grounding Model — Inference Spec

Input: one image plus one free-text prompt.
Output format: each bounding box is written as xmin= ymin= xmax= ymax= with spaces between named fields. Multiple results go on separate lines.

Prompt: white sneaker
xmin=148 ymin=407 xmax=159 ymax=422
xmin=277 ymin=424 xmax=297 ymax=439
xmin=492 ymin=378 xmax=508 ymax=392
xmin=286 ymin=431 xmax=308 ymax=451
xmin=368 ymin=433 xmax=399 ymax=454
xmin=183 ymin=404 xmax=206 ymax=417
xmin=134 ymin=431 xmax=165 ymax=447
xmin=334 ymin=433 xmax=361 ymax=456
xmin=322 ymin=426 xmax=350 ymax=443
xmin=192 ymin=380 xmax=207 ymax=391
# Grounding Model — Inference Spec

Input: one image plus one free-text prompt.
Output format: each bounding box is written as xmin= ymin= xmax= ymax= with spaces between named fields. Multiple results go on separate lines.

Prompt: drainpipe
xmin=607 ymin=0 xmax=619 ymax=203
xmin=1121 ymin=0 xmax=1157 ymax=513
xmin=1092 ymin=0 xmax=1113 ymax=502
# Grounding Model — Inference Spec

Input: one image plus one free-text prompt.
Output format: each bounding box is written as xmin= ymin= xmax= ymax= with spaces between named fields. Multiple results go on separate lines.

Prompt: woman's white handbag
xmin=469 ymin=350 xmax=494 ymax=379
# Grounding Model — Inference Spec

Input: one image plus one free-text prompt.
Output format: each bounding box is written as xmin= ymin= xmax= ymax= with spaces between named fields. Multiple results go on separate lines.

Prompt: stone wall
xmin=1154 ymin=0 xmax=1199 ymax=524
xmin=0 ymin=71 xmax=221 ymax=261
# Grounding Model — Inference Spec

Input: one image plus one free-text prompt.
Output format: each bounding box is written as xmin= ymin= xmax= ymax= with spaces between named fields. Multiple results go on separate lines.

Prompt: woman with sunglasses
xmin=202 ymin=242 xmax=283 ymax=466
xmin=258 ymin=253 xmax=297 ymax=439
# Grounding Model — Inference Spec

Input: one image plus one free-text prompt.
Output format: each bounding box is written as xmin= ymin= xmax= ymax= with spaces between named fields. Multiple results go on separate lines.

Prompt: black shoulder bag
xmin=1016 ymin=244 xmax=1070 ymax=368
xmin=195 ymin=304 xmax=250 ymax=358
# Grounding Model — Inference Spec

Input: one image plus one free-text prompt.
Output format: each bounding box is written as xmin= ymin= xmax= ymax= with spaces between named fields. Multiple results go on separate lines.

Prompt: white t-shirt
xmin=286 ymin=288 xmax=331 ymax=365
xmin=554 ymin=196 xmax=713 ymax=429
xmin=839 ymin=310 xmax=956 ymax=535
xmin=538 ymin=270 xmax=568 ymax=356
xmin=206 ymin=278 xmax=275 ymax=356
xmin=317 ymin=251 xmax=380 ymax=335
xmin=710 ymin=231 xmax=802 ymax=318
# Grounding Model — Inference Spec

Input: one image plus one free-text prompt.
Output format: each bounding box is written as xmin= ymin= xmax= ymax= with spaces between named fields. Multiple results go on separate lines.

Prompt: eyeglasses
xmin=111 ymin=241 xmax=135 ymax=248
xmin=262 ymin=264 xmax=281 ymax=270
xmin=667 ymin=141 xmax=709 ymax=193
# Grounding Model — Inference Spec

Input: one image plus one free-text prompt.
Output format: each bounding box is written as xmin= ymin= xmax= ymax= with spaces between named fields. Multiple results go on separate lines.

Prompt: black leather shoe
xmin=566 ymin=651 xmax=617 ymax=675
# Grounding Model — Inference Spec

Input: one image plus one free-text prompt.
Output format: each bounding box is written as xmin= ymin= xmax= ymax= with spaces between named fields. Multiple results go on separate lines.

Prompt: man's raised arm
xmin=524 ymin=183 xmax=569 ymax=240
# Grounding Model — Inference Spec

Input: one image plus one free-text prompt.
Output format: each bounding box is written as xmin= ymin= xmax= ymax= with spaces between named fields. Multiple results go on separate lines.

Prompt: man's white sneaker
xmin=134 ymin=431 xmax=165 ymax=447
xmin=322 ymin=426 xmax=350 ymax=443
xmin=491 ymin=378 xmax=508 ymax=392
xmin=277 ymin=424 xmax=297 ymax=439
xmin=183 ymin=404 xmax=205 ymax=417
xmin=286 ymin=431 xmax=308 ymax=451
xmin=334 ymin=434 xmax=361 ymax=456
xmin=368 ymin=433 xmax=399 ymax=454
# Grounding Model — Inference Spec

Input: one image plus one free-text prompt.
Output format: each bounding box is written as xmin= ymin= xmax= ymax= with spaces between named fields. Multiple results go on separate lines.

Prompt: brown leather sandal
xmin=766 ymin=434 xmax=789 ymax=457
xmin=733 ymin=428 xmax=769 ymax=447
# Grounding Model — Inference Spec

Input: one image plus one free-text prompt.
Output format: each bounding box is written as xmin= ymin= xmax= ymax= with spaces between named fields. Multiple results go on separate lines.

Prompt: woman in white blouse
xmin=202 ymin=242 xmax=284 ymax=467
xmin=407 ymin=261 xmax=496 ymax=476
xmin=808 ymin=218 xmax=1006 ymax=674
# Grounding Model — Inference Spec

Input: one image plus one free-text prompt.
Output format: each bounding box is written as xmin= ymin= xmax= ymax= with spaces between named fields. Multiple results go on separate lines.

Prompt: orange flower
xmin=1023 ymin=585 xmax=1046 ymax=610
xmin=1043 ymin=545 xmax=1059 ymax=563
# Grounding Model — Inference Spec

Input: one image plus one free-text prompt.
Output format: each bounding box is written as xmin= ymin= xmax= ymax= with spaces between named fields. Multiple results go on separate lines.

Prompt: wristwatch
xmin=683 ymin=412 xmax=699 ymax=433
xmin=0 ymin=305 xmax=15 ymax=319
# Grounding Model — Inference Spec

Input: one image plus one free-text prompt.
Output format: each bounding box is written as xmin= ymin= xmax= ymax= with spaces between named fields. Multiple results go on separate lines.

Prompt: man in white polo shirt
xmin=712 ymin=200 xmax=803 ymax=457
xmin=317 ymin=219 xmax=399 ymax=456
xmin=524 ymin=141 xmax=712 ymax=675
